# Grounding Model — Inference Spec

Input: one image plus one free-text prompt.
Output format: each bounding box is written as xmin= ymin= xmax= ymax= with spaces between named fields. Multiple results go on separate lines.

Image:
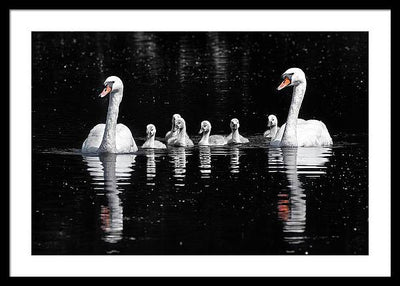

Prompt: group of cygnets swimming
xmin=141 ymin=114 xmax=250 ymax=150
xmin=81 ymin=67 xmax=333 ymax=155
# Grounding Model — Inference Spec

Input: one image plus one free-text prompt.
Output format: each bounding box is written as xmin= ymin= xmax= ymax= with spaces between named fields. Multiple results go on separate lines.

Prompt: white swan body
xmin=82 ymin=123 xmax=137 ymax=153
xmin=198 ymin=120 xmax=227 ymax=146
xmin=165 ymin=114 xmax=181 ymax=143
xmin=142 ymin=124 xmax=167 ymax=149
xmin=82 ymin=76 xmax=137 ymax=154
xmin=270 ymin=68 xmax=332 ymax=147
xmin=168 ymin=117 xmax=194 ymax=147
xmin=264 ymin=114 xmax=280 ymax=139
xmin=271 ymin=119 xmax=332 ymax=147
xmin=225 ymin=118 xmax=249 ymax=144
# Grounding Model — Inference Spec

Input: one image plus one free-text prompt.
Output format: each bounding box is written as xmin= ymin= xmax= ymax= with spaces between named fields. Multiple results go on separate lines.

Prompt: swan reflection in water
xmin=169 ymin=147 xmax=187 ymax=187
xmin=199 ymin=146 xmax=212 ymax=179
xmin=144 ymin=149 xmax=156 ymax=186
xmin=229 ymin=146 xmax=241 ymax=174
xmin=268 ymin=147 xmax=332 ymax=253
xmin=82 ymin=153 xmax=136 ymax=244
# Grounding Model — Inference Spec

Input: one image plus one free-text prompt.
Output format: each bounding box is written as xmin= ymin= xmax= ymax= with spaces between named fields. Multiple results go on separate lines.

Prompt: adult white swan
xmin=270 ymin=68 xmax=333 ymax=147
xmin=81 ymin=76 xmax=138 ymax=154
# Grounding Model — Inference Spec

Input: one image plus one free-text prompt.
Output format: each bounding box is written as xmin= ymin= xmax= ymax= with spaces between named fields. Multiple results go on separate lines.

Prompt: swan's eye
xmin=104 ymin=81 xmax=115 ymax=89
xmin=283 ymin=73 xmax=294 ymax=79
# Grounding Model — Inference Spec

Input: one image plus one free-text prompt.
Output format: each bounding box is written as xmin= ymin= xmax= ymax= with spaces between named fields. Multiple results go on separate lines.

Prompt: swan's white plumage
xmin=152 ymin=141 xmax=167 ymax=149
xmin=270 ymin=119 xmax=332 ymax=147
xmin=272 ymin=68 xmax=333 ymax=147
xmin=225 ymin=133 xmax=249 ymax=144
xmin=82 ymin=124 xmax=104 ymax=153
xmin=168 ymin=117 xmax=194 ymax=147
xmin=225 ymin=118 xmax=249 ymax=144
xmin=169 ymin=135 xmax=194 ymax=147
xmin=198 ymin=120 xmax=227 ymax=146
xmin=81 ymin=76 xmax=138 ymax=154
xmin=208 ymin=135 xmax=227 ymax=145
xmin=82 ymin=123 xmax=137 ymax=153
xmin=165 ymin=114 xmax=181 ymax=142
xmin=264 ymin=114 xmax=280 ymax=139
xmin=165 ymin=130 xmax=176 ymax=142
xmin=142 ymin=124 xmax=167 ymax=149
xmin=142 ymin=139 xmax=166 ymax=149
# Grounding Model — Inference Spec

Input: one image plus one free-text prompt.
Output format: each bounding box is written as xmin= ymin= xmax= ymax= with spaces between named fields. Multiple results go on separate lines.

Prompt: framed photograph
xmin=10 ymin=9 xmax=391 ymax=277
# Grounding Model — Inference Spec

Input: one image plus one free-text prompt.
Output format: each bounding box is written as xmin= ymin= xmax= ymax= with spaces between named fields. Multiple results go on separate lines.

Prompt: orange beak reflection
xmin=277 ymin=77 xmax=291 ymax=91
xmin=99 ymin=85 xmax=112 ymax=97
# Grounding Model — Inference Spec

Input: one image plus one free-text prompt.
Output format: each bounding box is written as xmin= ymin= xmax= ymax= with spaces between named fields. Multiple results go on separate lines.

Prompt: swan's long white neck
xmin=98 ymin=90 xmax=123 ymax=153
xmin=171 ymin=120 xmax=176 ymax=132
xmin=270 ymin=125 xmax=278 ymax=138
xmin=176 ymin=126 xmax=187 ymax=146
xmin=281 ymin=81 xmax=306 ymax=147
xmin=231 ymin=129 xmax=240 ymax=142
xmin=145 ymin=134 xmax=155 ymax=148
xmin=200 ymin=130 xmax=210 ymax=144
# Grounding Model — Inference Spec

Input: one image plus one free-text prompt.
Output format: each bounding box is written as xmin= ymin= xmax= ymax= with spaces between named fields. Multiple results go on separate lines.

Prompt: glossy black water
xmin=32 ymin=135 xmax=368 ymax=255
xmin=32 ymin=32 xmax=368 ymax=254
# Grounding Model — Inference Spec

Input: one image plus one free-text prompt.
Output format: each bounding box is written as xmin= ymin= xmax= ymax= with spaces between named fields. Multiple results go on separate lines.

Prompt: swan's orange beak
xmin=99 ymin=85 xmax=112 ymax=97
xmin=277 ymin=77 xmax=291 ymax=91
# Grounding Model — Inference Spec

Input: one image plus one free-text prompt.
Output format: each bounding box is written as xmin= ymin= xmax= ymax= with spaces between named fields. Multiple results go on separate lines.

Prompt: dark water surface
xmin=32 ymin=135 xmax=368 ymax=255
xmin=32 ymin=32 xmax=368 ymax=254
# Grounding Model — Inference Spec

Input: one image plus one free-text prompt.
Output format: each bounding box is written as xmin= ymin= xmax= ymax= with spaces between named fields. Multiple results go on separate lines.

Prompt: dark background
xmin=31 ymin=32 xmax=369 ymax=255
xmin=32 ymin=32 xmax=368 ymax=150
